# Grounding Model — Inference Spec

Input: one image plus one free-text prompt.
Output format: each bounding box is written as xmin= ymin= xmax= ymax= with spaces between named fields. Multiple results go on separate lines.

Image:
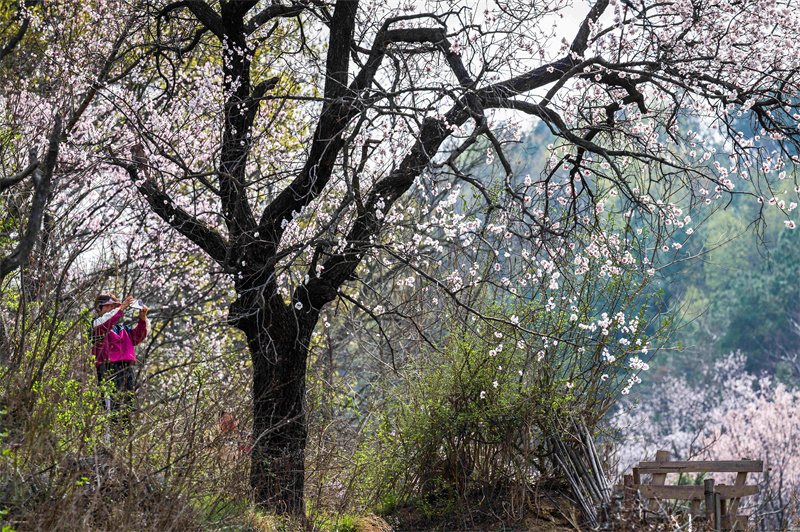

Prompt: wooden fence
xmin=624 ymin=450 xmax=762 ymax=531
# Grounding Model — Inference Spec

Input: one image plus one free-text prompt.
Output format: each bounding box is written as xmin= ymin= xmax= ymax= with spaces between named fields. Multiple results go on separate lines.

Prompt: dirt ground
xmin=357 ymin=486 xmax=578 ymax=532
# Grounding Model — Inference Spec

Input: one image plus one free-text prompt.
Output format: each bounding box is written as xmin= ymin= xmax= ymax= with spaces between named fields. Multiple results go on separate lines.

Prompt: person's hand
xmin=119 ymin=296 xmax=134 ymax=312
xmin=138 ymin=305 xmax=149 ymax=320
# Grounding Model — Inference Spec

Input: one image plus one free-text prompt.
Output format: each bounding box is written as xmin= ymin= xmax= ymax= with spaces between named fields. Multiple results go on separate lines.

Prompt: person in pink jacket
xmin=91 ymin=293 xmax=150 ymax=423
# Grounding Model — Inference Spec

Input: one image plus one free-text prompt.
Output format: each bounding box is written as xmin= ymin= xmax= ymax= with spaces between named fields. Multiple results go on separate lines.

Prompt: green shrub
xmin=356 ymin=229 xmax=668 ymax=519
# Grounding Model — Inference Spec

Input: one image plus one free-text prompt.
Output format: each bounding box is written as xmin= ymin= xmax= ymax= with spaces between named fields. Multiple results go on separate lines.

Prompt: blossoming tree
xmin=12 ymin=0 xmax=800 ymax=515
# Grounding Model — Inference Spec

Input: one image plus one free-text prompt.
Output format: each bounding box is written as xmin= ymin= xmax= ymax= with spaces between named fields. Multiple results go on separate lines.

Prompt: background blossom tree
xmin=706 ymin=383 xmax=800 ymax=531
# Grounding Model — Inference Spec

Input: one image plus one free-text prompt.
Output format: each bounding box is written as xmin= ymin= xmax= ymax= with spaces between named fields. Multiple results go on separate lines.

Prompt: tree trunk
xmin=238 ymin=294 xmax=317 ymax=515
xmin=0 ymin=314 xmax=10 ymax=365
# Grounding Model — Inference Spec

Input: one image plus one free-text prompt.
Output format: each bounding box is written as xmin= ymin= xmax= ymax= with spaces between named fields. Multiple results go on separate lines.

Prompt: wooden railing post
xmin=648 ymin=450 xmax=671 ymax=511
xmin=623 ymin=474 xmax=634 ymax=507
xmin=727 ymin=457 xmax=751 ymax=522
xmin=704 ymin=478 xmax=716 ymax=524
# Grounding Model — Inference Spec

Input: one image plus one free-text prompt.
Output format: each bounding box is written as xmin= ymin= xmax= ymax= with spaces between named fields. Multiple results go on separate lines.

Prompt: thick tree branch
xmin=352 ymin=27 xmax=446 ymax=91
xmin=244 ymin=2 xmax=306 ymax=35
xmin=479 ymin=1 xmax=609 ymax=101
xmin=264 ymin=15 xmax=588 ymax=300
xmin=304 ymin=1 xmax=618 ymax=301
xmin=312 ymin=114 xmax=460 ymax=303
xmin=571 ymin=0 xmax=610 ymax=55
xmin=158 ymin=0 xmax=226 ymax=40
xmin=224 ymin=0 xmax=260 ymax=17
xmin=0 ymin=161 xmax=39 ymax=193
xmin=257 ymin=0 xmax=358 ymax=246
xmin=0 ymin=1 xmax=40 ymax=62
xmin=259 ymin=21 xmax=466 ymax=247
xmin=0 ymin=18 xmax=29 ymax=61
xmin=0 ymin=116 xmax=61 ymax=284
xmin=115 ymin=155 xmax=230 ymax=267
xmin=178 ymin=27 xmax=209 ymax=54
xmin=323 ymin=0 xmax=358 ymax=103
xmin=245 ymin=76 xmax=280 ymax=126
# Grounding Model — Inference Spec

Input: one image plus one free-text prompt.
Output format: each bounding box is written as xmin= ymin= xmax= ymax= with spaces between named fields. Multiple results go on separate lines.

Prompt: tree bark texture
xmin=238 ymin=297 xmax=317 ymax=514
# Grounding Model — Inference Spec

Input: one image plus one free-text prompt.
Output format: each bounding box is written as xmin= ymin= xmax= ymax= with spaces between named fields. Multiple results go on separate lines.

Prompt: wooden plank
xmin=721 ymin=514 xmax=749 ymax=531
xmin=689 ymin=499 xmax=701 ymax=516
xmin=648 ymin=450 xmax=671 ymax=511
xmin=727 ymin=471 xmax=749 ymax=518
xmin=636 ymin=460 xmax=763 ymax=474
xmin=634 ymin=484 xmax=758 ymax=500
xmin=623 ymin=474 xmax=634 ymax=507
xmin=632 ymin=467 xmax=641 ymax=485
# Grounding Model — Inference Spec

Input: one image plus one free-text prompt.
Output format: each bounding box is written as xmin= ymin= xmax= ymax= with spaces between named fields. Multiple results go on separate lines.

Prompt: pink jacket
xmin=91 ymin=309 xmax=150 ymax=366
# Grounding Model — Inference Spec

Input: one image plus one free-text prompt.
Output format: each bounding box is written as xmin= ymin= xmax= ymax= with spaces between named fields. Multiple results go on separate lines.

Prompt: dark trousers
xmin=97 ymin=361 xmax=136 ymax=424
